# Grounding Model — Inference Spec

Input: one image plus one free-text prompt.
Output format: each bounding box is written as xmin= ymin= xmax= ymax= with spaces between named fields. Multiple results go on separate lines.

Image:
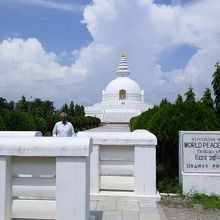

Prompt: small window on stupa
xmin=119 ymin=89 xmax=126 ymax=100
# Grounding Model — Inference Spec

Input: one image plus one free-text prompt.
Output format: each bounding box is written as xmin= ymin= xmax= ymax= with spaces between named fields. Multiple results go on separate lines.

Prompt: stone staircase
xmin=102 ymin=111 xmax=138 ymax=123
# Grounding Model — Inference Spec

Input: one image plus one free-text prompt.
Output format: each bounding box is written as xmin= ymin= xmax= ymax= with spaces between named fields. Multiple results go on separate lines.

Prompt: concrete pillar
xmin=56 ymin=156 xmax=90 ymax=220
xmin=90 ymin=144 xmax=100 ymax=193
xmin=134 ymin=145 xmax=156 ymax=195
xmin=0 ymin=156 xmax=12 ymax=220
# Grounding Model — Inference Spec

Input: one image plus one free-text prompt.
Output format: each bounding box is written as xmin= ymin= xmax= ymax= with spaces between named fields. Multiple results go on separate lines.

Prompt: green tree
xmin=33 ymin=116 xmax=47 ymax=135
xmin=130 ymin=106 xmax=159 ymax=131
xmin=31 ymin=98 xmax=43 ymax=117
xmin=2 ymin=112 xmax=37 ymax=131
xmin=159 ymin=98 xmax=171 ymax=107
xmin=46 ymin=114 xmax=60 ymax=134
xmin=28 ymin=99 xmax=55 ymax=118
xmin=80 ymin=105 xmax=85 ymax=116
xmin=201 ymin=88 xmax=214 ymax=109
xmin=175 ymin=94 xmax=183 ymax=104
xmin=75 ymin=104 xmax=81 ymax=116
xmin=69 ymin=101 xmax=75 ymax=116
xmin=184 ymin=86 xmax=196 ymax=102
xmin=212 ymin=62 xmax=220 ymax=113
xmin=8 ymin=101 xmax=15 ymax=111
xmin=15 ymin=95 xmax=28 ymax=112
xmin=60 ymin=103 xmax=69 ymax=114
xmin=43 ymin=100 xmax=55 ymax=117
xmin=0 ymin=97 xmax=14 ymax=113
xmin=0 ymin=116 xmax=7 ymax=130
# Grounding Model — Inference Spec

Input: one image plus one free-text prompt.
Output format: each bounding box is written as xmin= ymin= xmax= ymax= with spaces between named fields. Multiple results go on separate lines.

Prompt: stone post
xmin=56 ymin=156 xmax=90 ymax=220
xmin=134 ymin=145 xmax=156 ymax=195
xmin=90 ymin=144 xmax=100 ymax=193
xmin=0 ymin=156 xmax=12 ymax=220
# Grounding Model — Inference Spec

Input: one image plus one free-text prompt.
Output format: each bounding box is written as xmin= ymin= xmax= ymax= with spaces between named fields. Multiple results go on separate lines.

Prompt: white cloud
xmin=1 ymin=0 xmax=220 ymax=106
xmin=80 ymin=0 xmax=220 ymax=102
xmin=0 ymin=38 xmax=90 ymax=105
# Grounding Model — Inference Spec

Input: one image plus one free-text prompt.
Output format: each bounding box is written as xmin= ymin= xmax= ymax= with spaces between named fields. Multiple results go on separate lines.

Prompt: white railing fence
xmin=0 ymin=131 xmax=42 ymax=137
xmin=78 ymin=130 xmax=158 ymax=197
xmin=0 ymin=137 xmax=92 ymax=220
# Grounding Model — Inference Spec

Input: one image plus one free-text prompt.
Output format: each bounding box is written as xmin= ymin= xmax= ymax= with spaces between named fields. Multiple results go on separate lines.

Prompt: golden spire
xmin=121 ymin=51 xmax=126 ymax=57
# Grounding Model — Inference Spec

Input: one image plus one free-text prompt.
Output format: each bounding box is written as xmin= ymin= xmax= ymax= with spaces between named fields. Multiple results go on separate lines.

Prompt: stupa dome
xmin=105 ymin=77 xmax=141 ymax=95
xmin=103 ymin=52 xmax=142 ymax=102
xmin=85 ymin=52 xmax=152 ymax=123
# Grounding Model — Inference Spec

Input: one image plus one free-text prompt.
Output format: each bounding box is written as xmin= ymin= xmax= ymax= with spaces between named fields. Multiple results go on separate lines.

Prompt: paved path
xmin=90 ymin=199 xmax=165 ymax=220
xmin=86 ymin=123 xmax=130 ymax=132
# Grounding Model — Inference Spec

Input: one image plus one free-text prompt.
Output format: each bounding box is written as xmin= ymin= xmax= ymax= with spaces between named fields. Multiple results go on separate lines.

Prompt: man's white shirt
xmin=52 ymin=121 xmax=75 ymax=137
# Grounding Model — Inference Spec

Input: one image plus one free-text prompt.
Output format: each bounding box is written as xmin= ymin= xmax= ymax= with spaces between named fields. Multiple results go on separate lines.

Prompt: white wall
xmin=179 ymin=131 xmax=220 ymax=195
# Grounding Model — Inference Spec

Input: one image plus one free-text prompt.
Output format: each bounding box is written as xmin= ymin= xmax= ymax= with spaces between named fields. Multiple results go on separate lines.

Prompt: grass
xmin=157 ymin=176 xmax=220 ymax=209
xmin=189 ymin=193 xmax=220 ymax=209
xmin=157 ymin=177 xmax=182 ymax=194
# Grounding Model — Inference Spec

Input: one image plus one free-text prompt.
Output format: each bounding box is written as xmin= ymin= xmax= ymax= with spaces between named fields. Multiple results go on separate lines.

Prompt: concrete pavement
xmin=90 ymin=198 xmax=166 ymax=220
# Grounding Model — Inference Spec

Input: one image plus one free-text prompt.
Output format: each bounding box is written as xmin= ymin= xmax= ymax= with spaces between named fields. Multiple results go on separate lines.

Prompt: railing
xmin=0 ymin=131 xmax=42 ymax=137
xmin=78 ymin=130 xmax=158 ymax=197
xmin=0 ymin=137 xmax=92 ymax=220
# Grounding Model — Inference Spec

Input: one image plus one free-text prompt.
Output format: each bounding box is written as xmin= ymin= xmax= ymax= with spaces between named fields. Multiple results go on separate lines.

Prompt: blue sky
xmin=154 ymin=0 xmax=197 ymax=5
xmin=0 ymin=0 xmax=92 ymax=54
xmin=0 ymin=0 xmax=219 ymax=107
xmin=158 ymin=44 xmax=198 ymax=72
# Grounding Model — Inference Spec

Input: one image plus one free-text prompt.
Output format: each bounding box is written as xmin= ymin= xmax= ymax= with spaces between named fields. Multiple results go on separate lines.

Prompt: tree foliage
xmin=175 ymin=94 xmax=183 ymax=104
xmin=0 ymin=97 xmax=14 ymax=113
xmin=159 ymin=98 xmax=171 ymax=107
xmin=30 ymin=99 xmax=55 ymax=118
xmin=184 ymin=86 xmax=196 ymax=102
xmin=212 ymin=62 xmax=220 ymax=114
xmin=0 ymin=96 xmax=100 ymax=134
xmin=2 ymin=112 xmax=37 ymax=131
xmin=59 ymin=102 xmax=84 ymax=116
xmin=201 ymin=88 xmax=214 ymax=109
xmin=15 ymin=95 xmax=28 ymax=113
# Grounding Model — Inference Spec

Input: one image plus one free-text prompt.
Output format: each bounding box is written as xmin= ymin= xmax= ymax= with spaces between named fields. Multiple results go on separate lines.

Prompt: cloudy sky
xmin=0 ymin=0 xmax=219 ymax=107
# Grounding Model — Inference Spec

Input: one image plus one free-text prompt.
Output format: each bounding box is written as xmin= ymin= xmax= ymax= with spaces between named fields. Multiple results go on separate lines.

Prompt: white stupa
xmin=85 ymin=52 xmax=152 ymax=123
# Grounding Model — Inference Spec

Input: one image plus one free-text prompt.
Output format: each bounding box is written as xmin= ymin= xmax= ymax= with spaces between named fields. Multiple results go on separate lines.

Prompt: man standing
xmin=52 ymin=112 xmax=75 ymax=137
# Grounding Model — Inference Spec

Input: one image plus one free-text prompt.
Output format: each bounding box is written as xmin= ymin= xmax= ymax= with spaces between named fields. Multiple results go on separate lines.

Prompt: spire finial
xmin=117 ymin=52 xmax=130 ymax=77
xmin=121 ymin=51 xmax=126 ymax=57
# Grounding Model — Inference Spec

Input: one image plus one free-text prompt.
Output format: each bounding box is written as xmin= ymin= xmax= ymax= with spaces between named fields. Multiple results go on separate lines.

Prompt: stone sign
xmin=179 ymin=131 xmax=220 ymax=195
xmin=182 ymin=133 xmax=220 ymax=173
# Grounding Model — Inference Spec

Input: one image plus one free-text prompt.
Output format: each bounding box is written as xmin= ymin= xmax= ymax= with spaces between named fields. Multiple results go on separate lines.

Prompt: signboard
xmin=181 ymin=132 xmax=220 ymax=173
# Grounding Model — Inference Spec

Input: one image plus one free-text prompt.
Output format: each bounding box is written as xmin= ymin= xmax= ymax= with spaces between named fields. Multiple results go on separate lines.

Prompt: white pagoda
xmin=85 ymin=52 xmax=152 ymax=123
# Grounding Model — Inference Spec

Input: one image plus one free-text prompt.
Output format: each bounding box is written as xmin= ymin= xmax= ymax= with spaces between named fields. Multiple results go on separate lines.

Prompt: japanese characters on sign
xmin=182 ymin=133 xmax=220 ymax=173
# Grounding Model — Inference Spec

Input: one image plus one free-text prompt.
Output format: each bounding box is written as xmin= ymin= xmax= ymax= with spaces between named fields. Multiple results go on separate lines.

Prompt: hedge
xmin=0 ymin=112 xmax=101 ymax=135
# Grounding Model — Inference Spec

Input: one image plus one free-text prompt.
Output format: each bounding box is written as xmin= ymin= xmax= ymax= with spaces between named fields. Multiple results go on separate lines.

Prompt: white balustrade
xmin=78 ymin=130 xmax=158 ymax=198
xmin=0 ymin=137 xmax=92 ymax=220
xmin=0 ymin=131 xmax=42 ymax=137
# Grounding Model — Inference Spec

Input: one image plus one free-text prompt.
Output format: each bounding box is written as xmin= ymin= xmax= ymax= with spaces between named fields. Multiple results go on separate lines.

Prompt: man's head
xmin=60 ymin=112 xmax=67 ymax=124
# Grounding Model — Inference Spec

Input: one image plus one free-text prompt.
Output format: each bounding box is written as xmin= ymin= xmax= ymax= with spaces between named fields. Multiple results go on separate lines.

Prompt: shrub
xmin=85 ymin=116 xmax=93 ymax=127
xmin=91 ymin=116 xmax=101 ymax=126
xmin=46 ymin=114 xmax=59 ymax=133
xmin=86 ymin=116 xmax=101 ymax=127
xmin=130 ymin=106 xmax=159 ymax=131
xmin=0 ymin=116 xmax=7 ymax=130
xmin=157 ymin=177 xmax=182 ymax=194
xmin=2 ymin=112 xmax=37 ymax=131
xmin=33 ymin=116 xmax=47 ymax=135
xmin=72 ymin=116 xmax=84 ymax=130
